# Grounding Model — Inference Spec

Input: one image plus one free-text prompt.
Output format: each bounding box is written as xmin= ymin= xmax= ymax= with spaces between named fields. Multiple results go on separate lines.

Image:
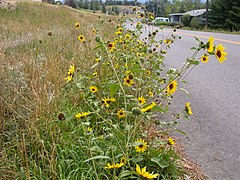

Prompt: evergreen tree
xmin=83 ymin=0 xmax=89 ymax=9
xmin=102 ymin=4 xmax=106 ymax=13
xmin=209 ymin=0 xmax=240 ymax=31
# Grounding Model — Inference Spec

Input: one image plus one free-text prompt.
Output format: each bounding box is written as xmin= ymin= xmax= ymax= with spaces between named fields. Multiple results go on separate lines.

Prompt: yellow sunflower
xmin=120 ymin=157 xmax=127 ymax=164
xmin=125 ymin=34 xmax=131 ymax=39
xmin=108 ymin=42 xmax=115 ymax=52
xmin=141 ymin=102 xmax=156 ymax=112
xmin=136 ymin=164 xmax=159 ymax=179
xmin=124 ymin=77 xmax=133 ymax=86
xmin=92 ymin=29 xmax=96 ymax=34
xmin=78 ymin=35 xmax=85 ymax=43
xmin=135 ymin=138 xmax=147 ymax=153
xmin=164 ymin=39 xmax=172 ymax=45
xmin=64 ymin=65 xmax=75 ymax=82
xmin=207 ymin=36 xmax=214 ymax=53
xmin=138 ymin=96 xmax=146 ymax=105
xmin=75 ymin=22 xmax=80 ymax=29
xmin=117 ymin=27 xmax=123 ymax=32
xmin=105 ymin=162 xmax=124 ymax=169
xmin=201 ymin=54 xmax=209 ymax=63
xmin=75 ymin=111 xmax=91 ymax=118
xmin=215 ymin=44 xmax=227 ymax=63
xmin=185 ymin=102 xmax=193 ymax=115
xmin=90 ymin=86 xmax=98 ymax=93
xmin=117 ymin=109 xmax=126 ymax=118
xmin=166 ymin=80 xmax=178 ymax=95
xmin=167 ymin=137 xmax=175 ymax=145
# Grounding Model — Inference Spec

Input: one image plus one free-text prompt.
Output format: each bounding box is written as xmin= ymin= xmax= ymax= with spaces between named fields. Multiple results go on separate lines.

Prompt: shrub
xmin=182 ymin=14 xmax=191 ymax=27
xmin=190 ymin=17 xmax=204 ymax=29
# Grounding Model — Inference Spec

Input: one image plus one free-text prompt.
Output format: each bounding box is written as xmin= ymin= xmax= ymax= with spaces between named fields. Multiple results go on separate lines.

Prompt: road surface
xmin=126 ymin=21 xmax=240 ymax=180
xmin=163 ymin=28 xmax=240 ymax=180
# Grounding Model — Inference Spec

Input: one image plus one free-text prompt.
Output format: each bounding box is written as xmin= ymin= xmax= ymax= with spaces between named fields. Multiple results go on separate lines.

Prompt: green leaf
xmin=151 ymin=157 xmax=169 ymax=168
xmin=152 ymin=106 xmax=164 ymax=113
xmin=84 ymin=155 xmax=110 ymax=162
xmin=131 ymin=156 xmax=144 ymax=163
xmin=76 ymin=82 xmax=84 ymax=89
xmin=190 ymin=47 xmax=197 ymax=50
xmin=192 ymin=60 xmax=200 ymax=65
xmin=194 ymin=37 xmax=200 ymax=42
xmin=109 ymin=83 xmax=120 ymax=97
xmin=180 ymin=88 xmax=189 ymax=94
xmin=119 ymin=170 xmax=134 ymax=178
xmin=176 ymin=129 xmax=187 ymax=136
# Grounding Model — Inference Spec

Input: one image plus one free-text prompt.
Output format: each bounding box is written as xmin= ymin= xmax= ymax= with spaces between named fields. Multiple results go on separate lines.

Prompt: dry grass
xmin=0 ymin=2 xmax=118 ymax=178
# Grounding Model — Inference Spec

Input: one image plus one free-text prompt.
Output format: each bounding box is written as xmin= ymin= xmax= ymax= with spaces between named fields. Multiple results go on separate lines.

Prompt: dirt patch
xmin=0 ymin=0 xmax=16 ymax=10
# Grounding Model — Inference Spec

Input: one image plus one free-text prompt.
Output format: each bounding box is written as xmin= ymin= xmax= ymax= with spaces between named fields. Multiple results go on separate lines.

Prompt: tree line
xmin=61 ymin=0 xmax=240 ymax=31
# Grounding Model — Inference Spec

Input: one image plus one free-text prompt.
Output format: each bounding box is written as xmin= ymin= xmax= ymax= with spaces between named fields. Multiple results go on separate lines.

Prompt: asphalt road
xmin=126 ymin=21 xmax=240 ymax=180
xmin=162 ymin=28 xmax=240 ymax=180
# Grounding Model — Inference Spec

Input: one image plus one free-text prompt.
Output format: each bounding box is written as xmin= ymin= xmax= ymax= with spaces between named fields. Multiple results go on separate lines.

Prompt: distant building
xmin=169 ymin=13 xmax=184 ymax=23
xmin=169 ymin=9 xmax=207 ymax=23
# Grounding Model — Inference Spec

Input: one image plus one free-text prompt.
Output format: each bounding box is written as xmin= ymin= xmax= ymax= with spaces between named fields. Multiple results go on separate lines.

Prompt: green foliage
xmin=182 ymin=14 xmax=192 ymax=27
xmin=209 ymin=0 xmax=240 ymax=31
xmin=190 ymin=17 xmax=204 ymax=29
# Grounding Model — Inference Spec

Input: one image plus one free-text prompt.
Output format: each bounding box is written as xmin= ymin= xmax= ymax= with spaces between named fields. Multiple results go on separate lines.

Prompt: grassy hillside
xmin=0 ymin=2 xmax=117 ymax=179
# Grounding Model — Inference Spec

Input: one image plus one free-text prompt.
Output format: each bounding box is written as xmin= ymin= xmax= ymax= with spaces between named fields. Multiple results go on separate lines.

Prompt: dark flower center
xmin=139 ymin=144 xmax=144 ymax=148
xmin=169 ymin=83 xmax=174 ymax=90
xmin=216 ymin=50 xmax=222 ymax=58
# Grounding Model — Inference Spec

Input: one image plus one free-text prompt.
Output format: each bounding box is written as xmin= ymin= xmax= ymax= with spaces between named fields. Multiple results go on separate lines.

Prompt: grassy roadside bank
xmin=0 ymin=2 xmax=209 ymax=179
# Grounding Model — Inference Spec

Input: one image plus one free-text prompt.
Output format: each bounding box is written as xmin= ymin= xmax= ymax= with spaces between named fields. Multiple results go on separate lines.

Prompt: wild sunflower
xmin=90 ymin=86 xmax=98 ymax=93
xmin=117 ymin=27 xmax=123 ymax=32
xmin=136 ymin=164 xmax=159 ymax=179
xmin=120 ymin=157 xmax=127 ymax=164
xmin=87 ymin=127 xmax=93 ymax=132
xmin=207 ymin=36 xmax=214 ymax=53
xmin=141 ymin=102 xmax=156 ymax=112
xmin=138 ymin=96 xmax=146 ymax=105
xmin=215 ymin=44 xmax=227 ymax=63
xmin=115 ymin=31 xmax=121 ymax=35
xmin=75 ymin=22 xmax=80 ymax=29
xmin=108 ymin=42 xmax=115 ymax=52
xmin=135 ymin=138 xmax=147 ymax=153
xmin=125 ymin=34 xmax=131 ymax=39
xmin=101 ymin=97 xmax=115 ymax=108
xmin=117 ymin=109 xmax=126 ymax=118
xmin=75 ymin=111 xmax=91 ymax=118
xmin=124 ymin=77 xmax=133 ymax=86
xmin=65 ymin=65 xmax=75 ymax=82
xmin=201 ymin=54 xmax=209 ymax=63
xmin=105 ymin=162 xmax=124 ymax=169
xmin=92 ymin=29 xmax=96 ymax=34
xmin=148 ymin=91 xmax=154 ymax=97
xmin=161 ymin=50 xmax=167 ymax=54
xmin=78 ymin=35 xmax=85 ymax=43
xmin=167 ymin=137 xmax=175 ymax=145
xmin=166 ymin=80 xmax=178 ymax=95
xmin=185 ymin=102 xmax=193 ymax=115
xmin=164 ymin=39 xmax=172 ymax=45
xmin=95 ymin=58 xmax=100 ymax=62
xmin=146 ymin=70 xmax=151 ymax=76
xmin=92 ymin=72 xmax=98 ymax=77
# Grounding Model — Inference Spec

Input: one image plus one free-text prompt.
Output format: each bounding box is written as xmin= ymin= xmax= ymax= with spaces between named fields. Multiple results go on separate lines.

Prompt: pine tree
xmin=209 ymin=0 xmax=240 ymax=31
